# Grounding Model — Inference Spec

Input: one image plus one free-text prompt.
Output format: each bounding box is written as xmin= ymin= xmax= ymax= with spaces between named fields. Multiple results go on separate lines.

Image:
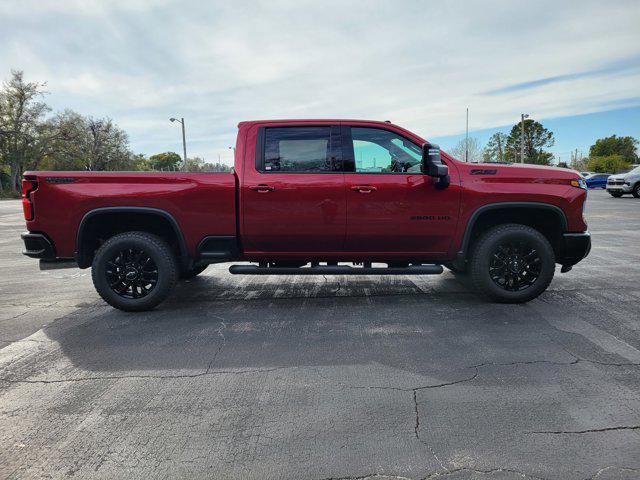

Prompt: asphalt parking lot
xmin=0 ymin=190 xmax=639 ymax=480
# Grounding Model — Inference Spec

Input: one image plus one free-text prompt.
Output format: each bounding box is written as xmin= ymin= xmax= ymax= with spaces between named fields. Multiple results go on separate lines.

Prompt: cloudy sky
xmin=1 ymin=0 xmax=639 ymax=164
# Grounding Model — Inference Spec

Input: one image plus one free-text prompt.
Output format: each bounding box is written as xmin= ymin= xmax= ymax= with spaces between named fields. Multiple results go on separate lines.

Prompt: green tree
xmin=0 ymin=70 xmax=49 ymax=192
xmin=36 ymin=110 xmax=91 ymax=171
xmin=34 ymin=110 xmax=139 ymax=171
xmin=0 ymin=70 xmax=152 ymax=184
xmin=587 ymin=155 xmax=631 ymax=174
xmin=83 ymin=117 xmax=134 ymax=171
xmin=483 ymin=132 xmax=508 ymax=163
xmin=130 ymin=153 xmax=151 ymax=171
xmin=505 ymin=119 xmax=554 ymax=165
xmin=589 ymin=135 xmax=638 ymax=163
xmin=149 ymin=151 xmax=182 ymax=171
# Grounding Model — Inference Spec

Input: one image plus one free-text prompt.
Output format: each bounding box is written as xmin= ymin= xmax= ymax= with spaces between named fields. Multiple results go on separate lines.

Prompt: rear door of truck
xmin=241 ymin=124 xmax=346 ymax=253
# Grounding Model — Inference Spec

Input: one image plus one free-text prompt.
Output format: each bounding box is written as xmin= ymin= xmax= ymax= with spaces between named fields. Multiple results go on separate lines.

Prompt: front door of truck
xmin=242 ymin=125 xmax=346 ymax=253
xmin=343 ymin=125 xmax=459 ymax=256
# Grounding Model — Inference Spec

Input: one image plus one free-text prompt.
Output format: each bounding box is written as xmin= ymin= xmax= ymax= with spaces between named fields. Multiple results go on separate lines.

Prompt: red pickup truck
xmin=21 ymin=119 xmax=590 ymax=311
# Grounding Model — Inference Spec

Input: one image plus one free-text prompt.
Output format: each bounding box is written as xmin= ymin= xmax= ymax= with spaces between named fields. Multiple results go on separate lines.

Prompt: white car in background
xmin=606 ymin=165 xmax=640 ymax=198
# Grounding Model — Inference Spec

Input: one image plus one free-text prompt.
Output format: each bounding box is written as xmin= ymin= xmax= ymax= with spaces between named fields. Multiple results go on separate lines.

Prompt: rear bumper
xmin=558 ymin=231 xmax=591 ymax=267
xmin=21 ymin=232 xmax=56 ymax=259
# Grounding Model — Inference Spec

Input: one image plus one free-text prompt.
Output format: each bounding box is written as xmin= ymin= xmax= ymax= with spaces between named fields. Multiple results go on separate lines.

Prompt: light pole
xmin=169 ymin=117 xmax=187 ymax=170
xmin=520 ymin=113 xmax=529 ymax=164
xmin=465 ymin=107 xmax=469 ymax=163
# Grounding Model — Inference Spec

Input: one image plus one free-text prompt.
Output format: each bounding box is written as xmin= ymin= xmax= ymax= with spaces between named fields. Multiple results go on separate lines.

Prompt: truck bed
xmin=23 ymin=171 xmax=237 ymax=259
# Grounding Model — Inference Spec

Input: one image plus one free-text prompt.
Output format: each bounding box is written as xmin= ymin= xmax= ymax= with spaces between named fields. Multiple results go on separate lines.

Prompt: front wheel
xmin=91 ymin=231 xmax=177 ymax=311
xmin=632 ymin=184 xmax=640 ymax=198
xmin=470 ymin=224 xmax=555 ymax=303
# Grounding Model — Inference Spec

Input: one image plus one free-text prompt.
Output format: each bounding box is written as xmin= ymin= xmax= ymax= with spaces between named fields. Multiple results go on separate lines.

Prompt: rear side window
xmin=260 ymin=127 xmax=340 ymax=173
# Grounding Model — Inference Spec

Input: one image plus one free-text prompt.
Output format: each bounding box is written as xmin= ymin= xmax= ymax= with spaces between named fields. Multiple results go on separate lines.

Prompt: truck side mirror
xmin=422 ymin=143 xmax=450 ymax=189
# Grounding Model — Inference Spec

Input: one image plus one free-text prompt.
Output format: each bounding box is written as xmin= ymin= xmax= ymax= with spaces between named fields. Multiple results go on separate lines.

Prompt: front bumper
xmin=21 ymin=232 xmax=56 ymax=259
xmin=558 ymin=231 xmax=591 ymax=267
xmin=606 ymin=184 xmax=632 ymax=193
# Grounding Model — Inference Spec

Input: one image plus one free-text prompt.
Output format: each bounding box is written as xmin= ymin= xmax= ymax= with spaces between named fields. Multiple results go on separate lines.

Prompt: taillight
xmin=22 ymin=178 xmax=38 ymax=221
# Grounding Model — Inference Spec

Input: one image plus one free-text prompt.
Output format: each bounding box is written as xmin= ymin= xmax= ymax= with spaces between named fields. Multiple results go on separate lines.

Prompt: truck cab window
xmin=351 ymin=127 xmax=422 ymax=173
xmin=263 ymin=127 xmax=338 ymax=172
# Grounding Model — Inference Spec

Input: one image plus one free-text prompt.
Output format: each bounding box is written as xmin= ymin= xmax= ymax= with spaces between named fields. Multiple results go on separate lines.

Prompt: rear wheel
xmin=91 ymin=231 xmax=177 ymax=311
xmin=470 ymin=224 xmax=555 ymax=303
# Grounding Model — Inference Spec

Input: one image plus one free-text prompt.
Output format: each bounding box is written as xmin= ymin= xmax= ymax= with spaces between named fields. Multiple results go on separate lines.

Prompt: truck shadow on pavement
xmin=38 ymin=272 xmax=606 ymax=380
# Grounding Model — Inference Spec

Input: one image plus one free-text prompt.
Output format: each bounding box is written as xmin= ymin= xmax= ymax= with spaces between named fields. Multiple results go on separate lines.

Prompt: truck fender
xmin=75 ymin=206 xmax=188 ymax=268
xmin=457 ymin=202 xmax=568 ymax=260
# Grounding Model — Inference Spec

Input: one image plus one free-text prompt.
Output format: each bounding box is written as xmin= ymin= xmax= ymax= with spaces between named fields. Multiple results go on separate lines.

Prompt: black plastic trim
xmin=21 ymin=232 xmax=56 ymax=259
xmin=458 ymin=202 xmax=569 ymax=260
xmin=229 ymin=264 xmax=443 ymax=275
xmin=40 ymin=259 xmax=78 ymax=270
xmin=197 ymin=235 xmax=238 ymax=264
xmin=558 ymin=231 xmax=591 ymax=267
xmin=75 ymin=207 xmax=188 ymax=268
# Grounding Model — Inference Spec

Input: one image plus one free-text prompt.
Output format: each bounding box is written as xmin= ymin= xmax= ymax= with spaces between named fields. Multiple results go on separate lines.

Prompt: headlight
xmin=570 ymin=178 xmax=587 ymax=189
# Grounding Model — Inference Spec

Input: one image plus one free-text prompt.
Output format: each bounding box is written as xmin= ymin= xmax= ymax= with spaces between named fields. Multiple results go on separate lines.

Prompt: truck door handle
xmin=249 ymin=184 xmax=275 ymax=193
xmin=351 ymin=185 xmax=377 ymax=193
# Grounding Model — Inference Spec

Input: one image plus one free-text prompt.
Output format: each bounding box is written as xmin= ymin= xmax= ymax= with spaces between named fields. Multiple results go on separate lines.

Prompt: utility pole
xmin=169 ymin=117 xmax=187 ymax=171
xmin=465 ymin=107 xmax=469 ymax=162
xmin=520 ymin=113 xmax=529 ymax=163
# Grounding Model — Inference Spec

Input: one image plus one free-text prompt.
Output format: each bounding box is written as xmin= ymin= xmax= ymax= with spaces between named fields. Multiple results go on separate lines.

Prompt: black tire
xmin=91 ymin=232 xmax=177 ymax=311
xmin=632 ymin=184 xmax=640 ymax=198
xmin=610 ymin=192 xmax=623 ymax=198
xmin=179 ymin=264 xmax=208 ymax=279
xmin=470 ymin=224 xmax=555 ymax=303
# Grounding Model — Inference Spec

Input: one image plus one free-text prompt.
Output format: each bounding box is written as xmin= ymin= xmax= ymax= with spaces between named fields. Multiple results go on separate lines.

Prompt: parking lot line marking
xmin=546 ymin=317 xmax=640 ymax=363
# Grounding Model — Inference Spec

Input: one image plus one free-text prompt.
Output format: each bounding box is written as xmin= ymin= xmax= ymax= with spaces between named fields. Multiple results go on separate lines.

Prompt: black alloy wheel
xmin=92 ymin=231 xmax=177 ymax=311
xmin=105 ymin=247 xmax=159 ymax=299
xmin=488 ymin=241 xmax=541 ymax=292
xmin=470 ymin=223 xmax=555 ymax=303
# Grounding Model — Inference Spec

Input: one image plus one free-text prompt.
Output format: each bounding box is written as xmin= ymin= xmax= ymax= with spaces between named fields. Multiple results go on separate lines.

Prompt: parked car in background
xmin=584 ymin=173 xmax=610 ymax=189
xmin=580 ymin=171 xmax=595 ymax=178
xmin=606 ymin=165 xmax=640 ymax=198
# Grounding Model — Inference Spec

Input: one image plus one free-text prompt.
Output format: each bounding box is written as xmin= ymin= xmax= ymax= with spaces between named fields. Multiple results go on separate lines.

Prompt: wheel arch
xmin=76 ymin=207 xmax=188 ymax=268
xmin=457 ymin=202 xmax=568 ymax=265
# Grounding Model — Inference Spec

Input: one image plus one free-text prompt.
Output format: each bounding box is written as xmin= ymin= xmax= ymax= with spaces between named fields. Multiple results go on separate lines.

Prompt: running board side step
xmin=229 ymin=264 xmax=443 ymax=275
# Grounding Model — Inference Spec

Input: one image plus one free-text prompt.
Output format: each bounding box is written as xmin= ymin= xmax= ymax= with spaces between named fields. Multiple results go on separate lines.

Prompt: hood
xmin=459 ymin=162 xmax=580 ymax=179
xmin=608 ymin=173 xmax=627 ymax=181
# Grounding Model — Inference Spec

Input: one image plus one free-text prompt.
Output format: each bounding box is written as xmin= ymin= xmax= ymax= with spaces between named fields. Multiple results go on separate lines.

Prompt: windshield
xmin=625 ymin=166 xmax=640 ymax=175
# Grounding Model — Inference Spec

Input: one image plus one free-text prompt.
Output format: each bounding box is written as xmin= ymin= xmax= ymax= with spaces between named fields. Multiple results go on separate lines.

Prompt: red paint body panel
xmin=24 ymin=171 xmax=236 ymax=258
xmin=23 ymin=119 xmax=588 ymax=265
xmin=240 ymin=121 xmax=347 ymax=253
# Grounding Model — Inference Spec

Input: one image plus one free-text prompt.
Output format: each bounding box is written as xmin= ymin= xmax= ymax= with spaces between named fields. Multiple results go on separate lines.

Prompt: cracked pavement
xmin=1 ymin=190 xmax=639 ymax=479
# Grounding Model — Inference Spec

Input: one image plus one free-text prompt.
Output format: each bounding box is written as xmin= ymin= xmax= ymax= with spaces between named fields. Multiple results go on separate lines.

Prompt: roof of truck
xmin=236 ymin=119 xmax=427 ymax=145
xmin=237 ymin=119 xmax=397 ymax=128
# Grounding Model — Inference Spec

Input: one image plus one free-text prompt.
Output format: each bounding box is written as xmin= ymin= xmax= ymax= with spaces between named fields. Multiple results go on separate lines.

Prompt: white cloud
xmin=1 ymin=0 xmax=639 ymax=161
